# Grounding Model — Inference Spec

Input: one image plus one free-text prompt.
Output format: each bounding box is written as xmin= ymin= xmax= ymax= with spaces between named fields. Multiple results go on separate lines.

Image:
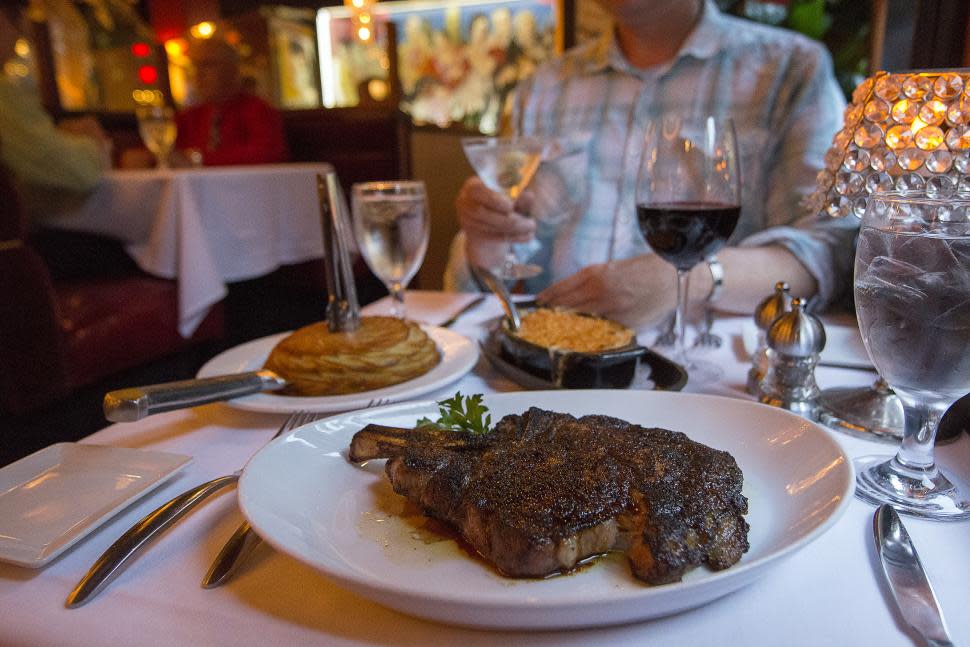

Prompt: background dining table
xmin=43 ymin=163 xmax=335 ymax=337
xmin=1 ymin=292 xmax=967 ymax=646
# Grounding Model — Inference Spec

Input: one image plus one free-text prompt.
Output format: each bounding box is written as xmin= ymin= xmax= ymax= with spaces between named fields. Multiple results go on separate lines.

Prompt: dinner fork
xmin=66 ymin=410 xmax=315 ymax=608
xmin=201 ymin=398 xmax=391 ymax=588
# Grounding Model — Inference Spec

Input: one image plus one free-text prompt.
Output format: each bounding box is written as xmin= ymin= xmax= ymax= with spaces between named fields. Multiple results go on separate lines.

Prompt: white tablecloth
xmin=45 ymin=164 xmax=334 ymax=336
xmin=1 ymin=294 xmax=968 ymax=646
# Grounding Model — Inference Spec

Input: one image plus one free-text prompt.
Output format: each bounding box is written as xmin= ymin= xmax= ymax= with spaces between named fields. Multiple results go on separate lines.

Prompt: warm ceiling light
xmin=14 ymin=38 xmax=30 ymax=58
xmin=190 ymin=22 xmax=216 ymax=39
xmin=357 ymin=26 xmax=371 ymax=41
xmin=164 ymin=39 xmax=186 ymax=57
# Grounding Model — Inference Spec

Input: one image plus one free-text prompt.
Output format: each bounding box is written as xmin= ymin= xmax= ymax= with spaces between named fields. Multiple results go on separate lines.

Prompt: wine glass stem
xmin=501 ymin=233 xmax=517 ymax=277
xmin=672 ymin=268 xmax=691 ymax=360
xmin=895 ymin=400 xmax=941 ymax=472
xmin=388 ymin=282 xmax=405 ymax=318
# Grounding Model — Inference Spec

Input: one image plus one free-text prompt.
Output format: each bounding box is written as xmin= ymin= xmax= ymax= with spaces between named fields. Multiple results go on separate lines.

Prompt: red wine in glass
xmin=636 ymin=202 xmax=740 ymax=271
xmin=634 ymin=115 xmax=740 ymax=379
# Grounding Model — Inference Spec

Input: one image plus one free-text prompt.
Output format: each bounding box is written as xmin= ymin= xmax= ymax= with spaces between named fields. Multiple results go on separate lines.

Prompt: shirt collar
xmin=584 ymin=0 xmax=728 ymax=75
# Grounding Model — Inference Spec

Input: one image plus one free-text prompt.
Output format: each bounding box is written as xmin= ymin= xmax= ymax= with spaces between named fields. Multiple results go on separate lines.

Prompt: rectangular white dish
xmin=0 ymin=443 xmax=191 ymax=567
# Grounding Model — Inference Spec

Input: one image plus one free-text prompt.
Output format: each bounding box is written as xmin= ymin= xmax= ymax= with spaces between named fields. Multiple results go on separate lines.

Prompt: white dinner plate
xmin=238 ymin=390 xmax=853 ymax=630
xmin=0 ymin=443 xmax=191 ymax=568
xmin=196 ymin=325 xmax=479 ymax=414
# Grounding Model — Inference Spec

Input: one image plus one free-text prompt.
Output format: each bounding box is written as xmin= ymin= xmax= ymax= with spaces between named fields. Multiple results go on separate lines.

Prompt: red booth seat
xmin=0 ymin=164 xmax=223 ymax=416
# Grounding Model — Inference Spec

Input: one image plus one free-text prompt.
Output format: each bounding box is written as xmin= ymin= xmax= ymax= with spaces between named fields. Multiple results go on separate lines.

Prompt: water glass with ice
xmin=853 ymin=190 xmax=970 ymax=520
xmin=351 ymin=181 xmax=430 ymax=319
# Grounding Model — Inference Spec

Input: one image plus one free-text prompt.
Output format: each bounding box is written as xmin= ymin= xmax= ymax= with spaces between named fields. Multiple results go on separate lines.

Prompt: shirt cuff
xmin=739 ymin=221 xmax=857 ymax=311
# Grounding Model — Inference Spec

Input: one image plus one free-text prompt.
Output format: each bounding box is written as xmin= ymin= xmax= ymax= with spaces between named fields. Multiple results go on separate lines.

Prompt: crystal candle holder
xmin=811 ymin=70 xmax=970 ymax=442
xmin=807 ymin=70 xmax=970 ymax=220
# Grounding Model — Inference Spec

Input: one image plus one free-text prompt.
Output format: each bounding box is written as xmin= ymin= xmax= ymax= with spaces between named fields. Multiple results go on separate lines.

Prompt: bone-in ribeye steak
xmin=348 ymin=407 xmax=749 ymax=584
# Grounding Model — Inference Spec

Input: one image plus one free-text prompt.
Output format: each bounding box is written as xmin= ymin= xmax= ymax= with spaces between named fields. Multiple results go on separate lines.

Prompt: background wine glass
xmin=461 ymin=136 xmax=544 ymax=281
xmin=634 ymin=115 xmax=740 ymax=378
xmin=136 ymin=105 xmax=177 ymax=169
xmin=853 ymin=191 xmax=970 ymax=520
xmin=352 ymin=180 xmax=430 ymax=319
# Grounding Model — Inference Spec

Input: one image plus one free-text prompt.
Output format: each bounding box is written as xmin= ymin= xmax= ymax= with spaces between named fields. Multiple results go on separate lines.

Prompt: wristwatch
xmin=706 ymin=256 xmax=724 ymax=303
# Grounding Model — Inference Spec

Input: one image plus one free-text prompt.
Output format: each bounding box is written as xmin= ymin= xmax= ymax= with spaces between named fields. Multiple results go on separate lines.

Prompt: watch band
xmin=706 ymin=256 xmax=724 ymax=303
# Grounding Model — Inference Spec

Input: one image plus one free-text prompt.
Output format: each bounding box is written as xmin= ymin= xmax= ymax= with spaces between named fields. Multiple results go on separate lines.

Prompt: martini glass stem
xmin=501 ymin=233 xmax=518 ymax=279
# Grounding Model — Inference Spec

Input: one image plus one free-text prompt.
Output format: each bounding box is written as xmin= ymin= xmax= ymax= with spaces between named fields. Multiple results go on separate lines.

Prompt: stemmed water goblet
xmin=852 ymin=190 xmax=970 ymax=520
xmin=135 ymin=105 xmax=177 ymax=169
xmin=461 ymin=136 xmax=545 ymax=281
xmin=351 ymin=180 xmax=430 ymax=319
xmin=634 ymin=115 xmax=740 ymax=380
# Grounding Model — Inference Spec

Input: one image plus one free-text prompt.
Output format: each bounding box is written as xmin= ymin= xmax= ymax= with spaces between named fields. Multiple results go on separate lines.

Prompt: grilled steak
xmin=349 ymin=407 xmax=749 ymax=584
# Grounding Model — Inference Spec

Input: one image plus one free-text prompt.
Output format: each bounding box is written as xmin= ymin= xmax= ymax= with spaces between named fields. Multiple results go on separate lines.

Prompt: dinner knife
xmin=873 ymin=504 xmax=954 ymax=647
xmin=103 ymin=370 xmax=288 ymax=422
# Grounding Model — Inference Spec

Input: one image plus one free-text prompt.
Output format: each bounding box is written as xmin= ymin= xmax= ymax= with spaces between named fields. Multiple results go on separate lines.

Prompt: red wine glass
xmin=634 ymin=115 xmax=740 ymax=379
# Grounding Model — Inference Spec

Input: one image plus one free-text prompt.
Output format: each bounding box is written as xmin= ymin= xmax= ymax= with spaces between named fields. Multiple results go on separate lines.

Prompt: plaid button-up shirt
xmin=447 ymin=1 xmax=857 ymax=308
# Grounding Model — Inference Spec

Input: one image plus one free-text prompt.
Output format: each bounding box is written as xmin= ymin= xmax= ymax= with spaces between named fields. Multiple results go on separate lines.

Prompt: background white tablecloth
xmin=45 ymin=164 xmax=334 ymax=336
xmin=1 ymin=295 xmax=967 ymax=646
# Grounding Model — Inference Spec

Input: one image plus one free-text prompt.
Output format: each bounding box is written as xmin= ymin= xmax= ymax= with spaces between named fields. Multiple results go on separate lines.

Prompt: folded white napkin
xmin=362 ymin=290 xmax=484 ymax=326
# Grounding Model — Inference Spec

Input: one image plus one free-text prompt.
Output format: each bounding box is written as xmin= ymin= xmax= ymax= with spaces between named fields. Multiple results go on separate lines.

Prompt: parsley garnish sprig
xmin=417 ymin=392 xmax=492 ymax=435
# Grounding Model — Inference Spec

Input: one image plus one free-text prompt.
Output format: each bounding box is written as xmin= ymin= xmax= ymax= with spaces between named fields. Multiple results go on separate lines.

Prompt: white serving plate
xmin=196 ymin=325 xmax=479 ymax=414
xmin=238 ymin=390 xmax=853 ymax=629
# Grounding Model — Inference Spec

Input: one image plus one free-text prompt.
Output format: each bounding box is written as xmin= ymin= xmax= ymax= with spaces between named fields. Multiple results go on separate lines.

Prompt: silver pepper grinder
xmin=747 ymin=281 xmax=792 ymax=395
xmin=758 ymin=298 xmax=826 ymax=420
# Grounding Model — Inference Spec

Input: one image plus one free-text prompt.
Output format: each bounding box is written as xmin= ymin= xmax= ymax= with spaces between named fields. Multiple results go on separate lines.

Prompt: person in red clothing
xmin=121 ymin=39 xmax=287 ymax=168
xmin=175 ymin=39 xmax=287 ymax=166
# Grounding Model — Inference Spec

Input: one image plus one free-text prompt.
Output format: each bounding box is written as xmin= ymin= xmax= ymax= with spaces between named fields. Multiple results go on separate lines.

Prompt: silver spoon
xmin=472 ymin=265 xmax=521 ymax=330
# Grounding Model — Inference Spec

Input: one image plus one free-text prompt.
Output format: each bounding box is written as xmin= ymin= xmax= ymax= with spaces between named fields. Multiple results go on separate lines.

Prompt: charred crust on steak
xmin=349 ymin=407 xmax=749 ymax=584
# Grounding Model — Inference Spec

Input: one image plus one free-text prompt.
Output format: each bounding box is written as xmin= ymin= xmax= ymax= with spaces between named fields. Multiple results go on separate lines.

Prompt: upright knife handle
xmin=103 ymin=370 xmax=288 ymax=422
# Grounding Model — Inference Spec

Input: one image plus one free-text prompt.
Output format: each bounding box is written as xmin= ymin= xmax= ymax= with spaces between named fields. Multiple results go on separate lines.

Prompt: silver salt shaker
xmin=747 ymin=281 xmax=792 ymax=395
xmin=758 ymin=298 xmax=826 ymax=420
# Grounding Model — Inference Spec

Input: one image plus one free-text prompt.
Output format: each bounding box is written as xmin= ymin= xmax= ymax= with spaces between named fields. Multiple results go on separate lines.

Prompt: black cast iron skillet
xmin=483 ymin=310 xmax=687 ymax=391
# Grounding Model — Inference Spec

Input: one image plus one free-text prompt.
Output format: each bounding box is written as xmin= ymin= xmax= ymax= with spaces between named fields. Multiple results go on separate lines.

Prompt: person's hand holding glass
xmin=634 ymin=115 xmax=740 ymax=378
xmin=352 ymin=180 xmax=430 ymax=319
xmin=853 ymin=191 xmax=970 ymax=520
xmin=135 ymin=105 xmax=177 ymax=169
xmin=461 ymin=136 xmax=545 ymax=281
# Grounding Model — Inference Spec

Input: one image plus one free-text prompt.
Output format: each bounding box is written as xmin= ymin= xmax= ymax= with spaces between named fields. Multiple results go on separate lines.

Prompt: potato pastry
xmin=264 ymin=316 xmax=440 ymax=396
xmin=514 ymin=308 xmax=634 ymax=353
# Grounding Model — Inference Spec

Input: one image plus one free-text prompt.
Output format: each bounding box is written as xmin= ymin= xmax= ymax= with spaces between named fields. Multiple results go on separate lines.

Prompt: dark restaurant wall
xmin=218 ymin=0 xmax=341 ymax=17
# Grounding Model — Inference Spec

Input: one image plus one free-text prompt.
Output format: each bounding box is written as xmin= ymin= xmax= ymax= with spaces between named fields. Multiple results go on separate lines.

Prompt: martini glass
xmin=634 ymin=115 xmax=740 ymax=381
xmin=852 ymin=190 xmax=970 ymax=520
xmin=461 ymin=136 xmax=544 ymax=281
